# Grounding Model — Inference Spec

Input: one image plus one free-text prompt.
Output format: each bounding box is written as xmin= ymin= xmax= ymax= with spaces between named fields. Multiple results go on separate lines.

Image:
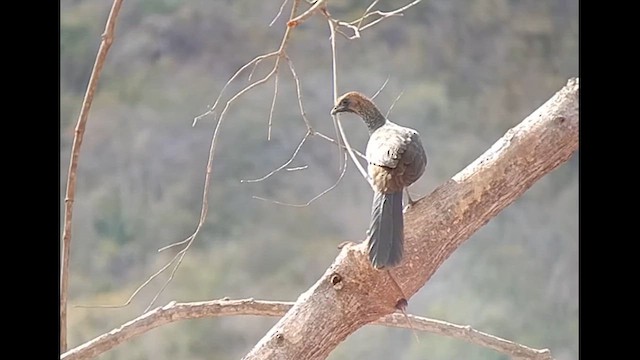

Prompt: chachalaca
xmin=331 ymin=91 xmax=427 ymax=269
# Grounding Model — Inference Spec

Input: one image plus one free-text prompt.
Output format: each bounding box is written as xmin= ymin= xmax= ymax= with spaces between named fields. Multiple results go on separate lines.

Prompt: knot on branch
xmin=330 ymin=273 xmax=343 ymax=289
xmin=395 ymin=298 xmax=408 ymax=311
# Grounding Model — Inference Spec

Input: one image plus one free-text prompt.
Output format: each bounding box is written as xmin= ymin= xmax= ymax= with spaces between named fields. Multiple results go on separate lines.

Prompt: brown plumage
xmin=331 ymin=91 xmax=427 ymax=268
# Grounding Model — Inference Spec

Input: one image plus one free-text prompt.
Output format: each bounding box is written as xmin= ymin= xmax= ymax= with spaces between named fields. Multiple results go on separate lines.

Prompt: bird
xmin=331 ymin=91 xmax=427 ymax=269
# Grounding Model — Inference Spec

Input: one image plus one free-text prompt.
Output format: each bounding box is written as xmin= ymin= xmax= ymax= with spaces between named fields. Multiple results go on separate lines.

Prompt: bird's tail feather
xmin=367 ymin=191 xmax=404 ymax=269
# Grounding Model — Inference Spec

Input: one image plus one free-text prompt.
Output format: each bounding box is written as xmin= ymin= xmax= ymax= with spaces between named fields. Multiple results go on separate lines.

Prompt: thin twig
xmin=286 ymin=165 xmax=308 ymax=171
xmin=269 ymin=0 xmax=289 ymax=27
xmin=241 ymin=131 xmax=311 ymax=183
xmin=287 ymin=0 xmax=327 ymax=27
xmin=312 ymin=131 xmax=366 ymax=159
xmin=247 ymin=58 xmax=263 ymax=83
xmin=285 ymin=54 xmax=312 ymax=130
xmin=358 ymin=0 xmax=424 ymax=32
xmin=75 ymin=249 xmax=184 ymax=308
xmin=252 ymin=150 xmax=348 ymax=207
xmin=357 ymin=0 xmax=380 ymax=29
xmin=60 ymin=0 xmax=124 ymax=353
xmin=61 ymin=298 xmax=553 ymax=360
xmin=371 ymin=76 xmax=390 ymax=100
xmin=193 ymin=51 xmax=279 ymax=126
xmin=328 ymin=0 xmax=424 ymax=40
xmin=386 ymin=90 xmax=404 ymax=118
xmin=325 ymin=10 xmax=372 ymax=186
xmin=267 ymin=72 xmax=279 ymax=140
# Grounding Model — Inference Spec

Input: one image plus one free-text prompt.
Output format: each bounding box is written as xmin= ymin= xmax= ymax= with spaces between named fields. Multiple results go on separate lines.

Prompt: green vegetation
xmin=61 ymin=0 xmax=578 ymax=359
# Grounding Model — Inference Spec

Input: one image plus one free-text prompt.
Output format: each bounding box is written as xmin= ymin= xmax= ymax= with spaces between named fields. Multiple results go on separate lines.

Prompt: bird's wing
xmin=366 ymin=123 xmax=420 ymax=169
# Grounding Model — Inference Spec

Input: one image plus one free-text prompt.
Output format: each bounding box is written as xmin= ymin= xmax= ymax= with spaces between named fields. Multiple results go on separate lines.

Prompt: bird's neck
xmin=360 ymin=105 xmax=386 ymax=134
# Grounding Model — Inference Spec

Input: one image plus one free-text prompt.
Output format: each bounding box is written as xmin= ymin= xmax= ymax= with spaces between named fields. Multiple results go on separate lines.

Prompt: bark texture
xmin=243 ymin=77 xmax=579 ymax=360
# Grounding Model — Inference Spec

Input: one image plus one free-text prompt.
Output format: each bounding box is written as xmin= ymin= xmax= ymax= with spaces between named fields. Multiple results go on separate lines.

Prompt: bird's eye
xmin=341 ymin=99 xmax=349 ymax=106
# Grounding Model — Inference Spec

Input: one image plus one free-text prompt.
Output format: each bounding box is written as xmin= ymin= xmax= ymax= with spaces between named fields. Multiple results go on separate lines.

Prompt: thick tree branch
xmin=242 ymin=78 xmax=579 ymax=360
xmin=60 ymin=0 xmax=124 ymax=353
xmin=61 ymin=299 xmax=550 ymax=360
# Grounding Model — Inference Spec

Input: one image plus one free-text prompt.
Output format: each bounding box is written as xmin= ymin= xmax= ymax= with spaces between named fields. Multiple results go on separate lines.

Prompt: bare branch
xmin=60 ymin=0 xmax=124 ymax=353
xmin=252 ymin=151 xmax=348 ymax=207
xmin=75 ymin=248 xmax=184 ymax=309
xmin=287 ymin=0 xmax=327 ymax=27
xmin=385 ymin=90 xmax=404 ymax=118
xmin=241 ymin=131 xmax=311 ymax=183
xmin=371 ymin=76 xmax=390 ymax=100
xmin=356 ymin=0 xmax=424 ymax=31
xmin=270 ymin=0 xmax=289 ymax=27
xmin=285 ymin=54 xmax=313 ymax=130
xmin=286 ymin=165 xmax=308 ymax=171
xmin=357 ymin=0 xmax=380 ymax=29
xmin=312 ymin=131 xmax=366 ymax=159
xmin=247 ymin=58 xmax=263 ymax=83
xmin=61 ymin=299 xmax=552 ymax=360
xmin=385 ymin=314 xmax=553 ymax=360
xmin=268 ymin=72 xmax=280 ymax=140
xmin=193 ymin=51 xmax=279 ymax=126
xmin=327 ymin=0 xmax=424 ymax=39
xmin=325 ymin=11 xmax=371 ymax=186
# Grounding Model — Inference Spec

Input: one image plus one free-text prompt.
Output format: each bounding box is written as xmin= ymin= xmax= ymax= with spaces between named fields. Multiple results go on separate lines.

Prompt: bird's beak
xmin=331 ymin=104 xmax=346 ymax=115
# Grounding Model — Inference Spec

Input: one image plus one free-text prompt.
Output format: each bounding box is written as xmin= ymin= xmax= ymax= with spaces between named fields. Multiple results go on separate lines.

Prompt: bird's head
xmin=331 ymin=91 xmax=372 ymax=116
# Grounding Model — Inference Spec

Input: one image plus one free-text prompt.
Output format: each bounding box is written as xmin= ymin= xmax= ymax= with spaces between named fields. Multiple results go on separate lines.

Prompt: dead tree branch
xmin=61 ymin=299 xmax=551 ymax=360
xmin=242 ymin=78 xmax=578 ymax=360
xmin=60 ymin=0 xmax=124 ymax=353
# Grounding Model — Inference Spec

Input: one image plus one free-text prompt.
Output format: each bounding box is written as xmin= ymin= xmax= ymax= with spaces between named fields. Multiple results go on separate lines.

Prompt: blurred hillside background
xmin=60 ymin=0 xmax=579 ymax=359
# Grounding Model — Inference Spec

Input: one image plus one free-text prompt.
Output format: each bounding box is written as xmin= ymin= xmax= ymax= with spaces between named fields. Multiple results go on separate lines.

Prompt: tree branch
xmin=242 ymin=78 xmax=579 ymax=359
xmin=61 ymin=299 xmax=550 ymax=360
xmin=60 ymin=0 xmax=124 ymax=353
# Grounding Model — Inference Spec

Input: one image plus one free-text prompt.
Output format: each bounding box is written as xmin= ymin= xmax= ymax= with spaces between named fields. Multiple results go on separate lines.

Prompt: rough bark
xmin=242 ymin=78 xmax=579 ymax=360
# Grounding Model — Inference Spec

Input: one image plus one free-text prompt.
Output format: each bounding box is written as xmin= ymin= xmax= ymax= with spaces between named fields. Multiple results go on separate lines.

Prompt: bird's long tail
xmin=367 ymin=190 xmax=404 ymax=269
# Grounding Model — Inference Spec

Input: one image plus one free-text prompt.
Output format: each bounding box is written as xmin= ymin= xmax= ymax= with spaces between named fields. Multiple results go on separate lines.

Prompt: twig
xmin=241 ymin=53 xmax=360 ymax=192
xmin=287 ymin=0 xmax=327 ymax=27
xmin=286 ymin=165 xmax=308 ymax=171
xmin=193 ymin=51 xmax=279 ymax=126
xmin=252 ymin=151 xmax=348 ymax=207
xmin=371 ymin=76 xmax=390 ymax=100
xmin=384 ymin=314 xmax=553 ymax=359
xmin=325 ymin=10 xmax=372 ymax=186
xmin=247 ymin=58 xmax=263 ymax=83
xmin=269 ymin=0 xmax=289 ymax=27
xmin=312 ymin=131 xmax=366 ymax=159
xmin=329 ymin=0 xmax=424 ymax=39
xmin=61 ymin=298 xmax=553 ymax=360
xmin=357 ymin=0 xmax=380 ymax=29
xmin=285 ymin=54 xmax=312 ymax=130
xmin=267 ymin=72 xmax=279 ymax=140
xmin=241 ymin=131 xmax=311 ymax=183
xmin=75 ymin=249 xmax=184 ymax=309
xmin=60 ymin=0 xmax=124 ymax=353
xmin=385 ymin=90 xmax=404 ymax=118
